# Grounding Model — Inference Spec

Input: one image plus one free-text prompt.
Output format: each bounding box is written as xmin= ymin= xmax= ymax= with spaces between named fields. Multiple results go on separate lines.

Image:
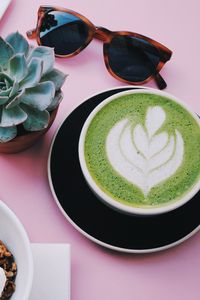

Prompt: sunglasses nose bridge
xmin=94 ymin=27 xmax=112 ymax=42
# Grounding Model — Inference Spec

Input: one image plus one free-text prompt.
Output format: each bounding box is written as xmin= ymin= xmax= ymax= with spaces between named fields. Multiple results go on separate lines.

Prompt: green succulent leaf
xmin=27 ymin=45 xmax=34 ymax=56
xmin=41 ymin=69 xmax=67 ymax=91
xmin=5 ymin=79 xmax=11 ymax=89
xmin=6 ymin=90 xmax=24 ymax=109
xmin=21 ymin=81 xmax=55 ymax=111
xmin=6 ymin=32 xmax=29 ymax=56
xmin=0 ymin=37 xmax=14 ymax=68
xmin=0 ymin=72 xmax=13 ymax=85
xmin=0 ymin=73 xmax=13 ymax=97
xmin=0 ymin=106 xmax=27 ymax=127
xmin=9 ymin=80 xmax=19 ymax=98
xmin=28 ymin=46 xmax=54 ymax=75
xmin=0 ymin=126 xmax=17 ymax=143
xmin=47 ymin=91 xmax=63 ymax=111
xmin=21 ymin=103 xmax=50 ymax=131
xmin=0 ymin=96 xmax=9 ymax=105
xmin=20 ymin=58 xmax=43 ymax=89
xmin=0 ymin=87 xmax=12 ymax=97
xmin=9 ymin=54 xmax=27 ymax=81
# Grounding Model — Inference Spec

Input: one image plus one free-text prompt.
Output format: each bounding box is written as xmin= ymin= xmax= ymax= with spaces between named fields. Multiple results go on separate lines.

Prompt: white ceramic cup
xmin=78 ymin=88 xmax=200 ymax=215
xmin=0 ymin=201 xmax=33 ymax=300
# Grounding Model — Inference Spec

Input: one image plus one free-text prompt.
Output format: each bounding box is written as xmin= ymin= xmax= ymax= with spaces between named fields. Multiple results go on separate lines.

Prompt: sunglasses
xmin=27 ymin=6 xmax=172 ymax=89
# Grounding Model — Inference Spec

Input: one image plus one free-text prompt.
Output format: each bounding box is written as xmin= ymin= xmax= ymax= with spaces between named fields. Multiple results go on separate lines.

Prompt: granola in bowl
xmin=0 ymin=241 xmax=17 ymax=300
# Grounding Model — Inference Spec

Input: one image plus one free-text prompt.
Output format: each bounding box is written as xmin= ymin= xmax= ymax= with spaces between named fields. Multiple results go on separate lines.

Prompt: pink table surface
xmin=0 ymin=0 xmax=200 ymax=299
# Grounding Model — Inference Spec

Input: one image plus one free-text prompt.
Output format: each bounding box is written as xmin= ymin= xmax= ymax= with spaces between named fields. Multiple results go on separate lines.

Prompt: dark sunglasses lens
xmin=107 ymin=36 xmax=161 ymax=82
xmin=39 ymin=11 xmax=90 ymax=55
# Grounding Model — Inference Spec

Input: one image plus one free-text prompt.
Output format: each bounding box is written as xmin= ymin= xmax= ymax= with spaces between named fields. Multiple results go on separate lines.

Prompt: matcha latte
xmin=79 ymin=90 xmax=200 ymax=215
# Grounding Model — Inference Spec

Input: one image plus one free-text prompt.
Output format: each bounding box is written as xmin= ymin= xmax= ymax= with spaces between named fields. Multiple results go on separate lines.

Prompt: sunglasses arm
xmin=153 ymin=73 xmax=167 ymax=90
xmin=26 ymin=29 xmax=37 ymax=40
xmin=139 ymin=49 xmax=167 ymax=89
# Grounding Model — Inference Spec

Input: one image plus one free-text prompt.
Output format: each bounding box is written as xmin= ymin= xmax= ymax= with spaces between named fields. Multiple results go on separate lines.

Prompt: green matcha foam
xmin=84 ymin=92 xmax=200 ymax=209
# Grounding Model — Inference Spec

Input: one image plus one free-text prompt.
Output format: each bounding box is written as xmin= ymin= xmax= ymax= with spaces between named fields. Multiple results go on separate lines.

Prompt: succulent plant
xmin=0 ymin=32 xmax=67 ymax=143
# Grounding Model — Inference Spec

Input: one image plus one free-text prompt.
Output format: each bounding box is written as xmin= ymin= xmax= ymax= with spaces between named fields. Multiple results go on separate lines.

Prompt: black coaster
xmin=48 ymin=87 xmax=200 ymax=253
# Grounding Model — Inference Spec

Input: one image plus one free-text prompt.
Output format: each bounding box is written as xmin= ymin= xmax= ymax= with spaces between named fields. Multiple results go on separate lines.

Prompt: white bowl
xmin=0 ymin=201 xmax=33 ymax=300
xmin=79 ymin=88 xmax=200 ymax=216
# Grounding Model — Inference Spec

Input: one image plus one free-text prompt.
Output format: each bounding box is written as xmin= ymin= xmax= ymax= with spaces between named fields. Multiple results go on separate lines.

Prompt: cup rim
xmin=0 ymin=200 xmax=34 ymax=299
xmin=78 ymin=88 xmax=200 ymax=215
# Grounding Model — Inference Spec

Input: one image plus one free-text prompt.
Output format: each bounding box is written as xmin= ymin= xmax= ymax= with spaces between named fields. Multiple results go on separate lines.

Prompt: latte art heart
xmin=106 ymin=106 xmax=184 ymax=196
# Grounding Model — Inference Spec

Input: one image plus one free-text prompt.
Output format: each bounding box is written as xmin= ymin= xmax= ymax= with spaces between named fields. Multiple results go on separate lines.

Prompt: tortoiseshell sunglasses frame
xmin=27 ymin=6 xmax=172 ymax=89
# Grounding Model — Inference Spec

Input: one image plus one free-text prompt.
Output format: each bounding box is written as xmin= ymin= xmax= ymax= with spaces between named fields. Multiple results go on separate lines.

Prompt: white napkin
xmin=29 ymin=244 xmax=70 ymax=300
xmin=0 ymin=0 xmax=11 ymax=19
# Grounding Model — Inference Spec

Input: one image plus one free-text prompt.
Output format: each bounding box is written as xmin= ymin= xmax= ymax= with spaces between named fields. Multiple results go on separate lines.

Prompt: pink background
xmin=0 ymin=0 xmax=200 ymax=299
